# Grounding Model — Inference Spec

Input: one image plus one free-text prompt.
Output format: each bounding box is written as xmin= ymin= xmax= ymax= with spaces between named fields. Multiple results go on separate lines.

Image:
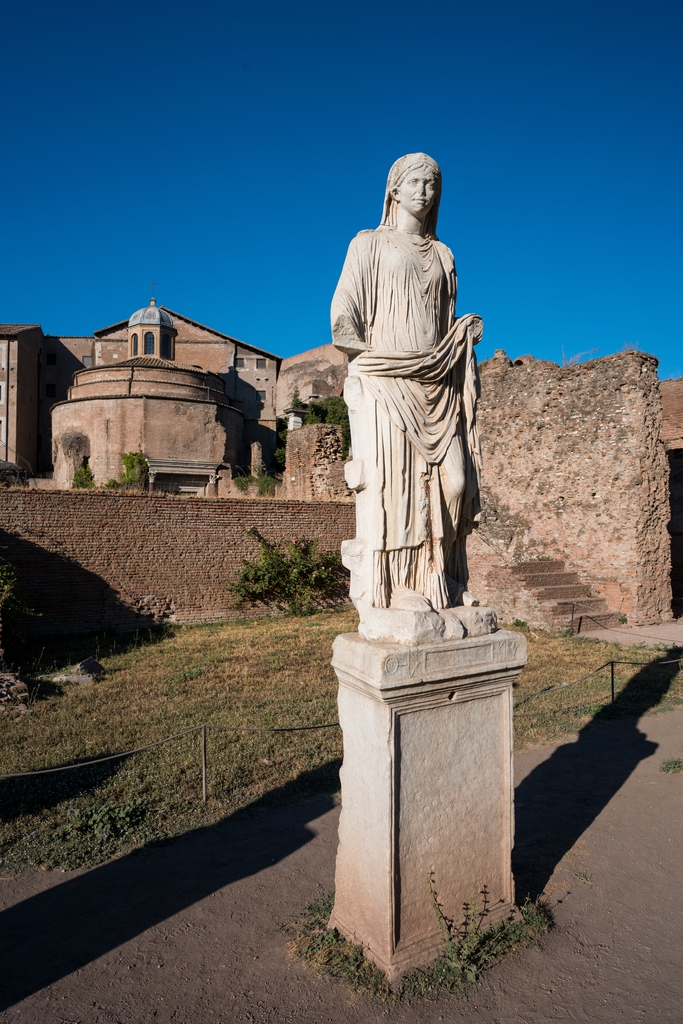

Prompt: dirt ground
xmin=1 ymin=707 xmax=681 ymax=1024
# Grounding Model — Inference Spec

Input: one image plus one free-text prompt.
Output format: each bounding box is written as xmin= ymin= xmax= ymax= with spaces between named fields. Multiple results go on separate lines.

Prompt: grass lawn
xmin=1 ymin=611 xmax=682 ymax=876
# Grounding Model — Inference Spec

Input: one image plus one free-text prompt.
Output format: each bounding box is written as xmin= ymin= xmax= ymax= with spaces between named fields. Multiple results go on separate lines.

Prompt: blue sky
xmin=1 ymin=0 xmax=681 ymax=375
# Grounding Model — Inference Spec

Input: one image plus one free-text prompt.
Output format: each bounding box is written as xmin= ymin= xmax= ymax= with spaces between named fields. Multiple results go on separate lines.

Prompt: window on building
xmin=46 ymin=384 xmax=56 ymax=398
xmin=83 ymin=356 xmax=93 ymax=366
xmin=235 ymin=357 xmax=245 ymax=368
xmin=257 ymin=390 xmax=266 ymax=401
xmin=46 ymin=352 xmax=57 ymax=365
xmin=0 ymin=418 xmax=5 ymax=443
xmin=144 ymin=332 xmax=155 ymax=355
xmin=256 ymin=358 xmax=266 ymax=368
xmin=131 ymin=333 xmax=138 ymax=356
xmin=0 ymin=345 xmax=5 ymax=371
xmin=161 ymin=334 xmax=171 ymax=359
xmin=0 ymin=383 xmax=4 ymax=404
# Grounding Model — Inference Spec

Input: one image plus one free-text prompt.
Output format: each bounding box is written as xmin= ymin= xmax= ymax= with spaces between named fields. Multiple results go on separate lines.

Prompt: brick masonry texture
xmin=284 ymin=423 xmax=352 ymax=502
xmin=468 ymin=351 xmax=672 ymax=624
xmin=0 ymin=492 xmax=355 ymax=635
xmin=659 ymin=379 xmax=683 ymax=451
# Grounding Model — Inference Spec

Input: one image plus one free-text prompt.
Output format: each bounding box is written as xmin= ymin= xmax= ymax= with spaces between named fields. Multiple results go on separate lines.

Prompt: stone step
xmin=513 ymin=572 xmax=580 ymax=588
xmin=534 ymin=584 xmax=597 ymax=600
xmin=511 ymin=560 xmax=566 ymax=575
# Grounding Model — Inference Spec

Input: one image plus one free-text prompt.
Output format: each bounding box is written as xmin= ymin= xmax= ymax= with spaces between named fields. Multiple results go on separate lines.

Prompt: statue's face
xmin=392 ymin=168 xmax=437 ymax=220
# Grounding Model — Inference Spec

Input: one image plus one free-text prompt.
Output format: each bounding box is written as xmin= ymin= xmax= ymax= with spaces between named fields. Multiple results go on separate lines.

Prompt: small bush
xmin=512 ymin=618 xmax=528 ymax=629
xmin=660 ymin=757 xmax=683 ymax=774
xmin=72 ymin=464 xmax=95 ymax=489
xmin=257 ymin=474 xmax=279 ymax=497
xmin=231 ymin=529 xmax=347 ymax=615
xmin=233 ymin=473 xmax=255 ymax=492
xmin=120 ymin=452 xmax=148 ymax=487
xmin=304 ymin=396 xmax=351 ymax=458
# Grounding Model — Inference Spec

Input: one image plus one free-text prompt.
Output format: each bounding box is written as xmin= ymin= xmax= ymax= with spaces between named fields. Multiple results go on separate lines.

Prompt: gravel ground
xmin=1 ymin=707 xmax=681 ymax=1024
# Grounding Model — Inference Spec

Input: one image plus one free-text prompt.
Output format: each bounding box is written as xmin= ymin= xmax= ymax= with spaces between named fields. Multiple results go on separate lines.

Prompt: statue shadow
xmin=513 ymin=651 xmax=681 ymax=899
xmin=0 ymin=759 xmax=341 ymax=1011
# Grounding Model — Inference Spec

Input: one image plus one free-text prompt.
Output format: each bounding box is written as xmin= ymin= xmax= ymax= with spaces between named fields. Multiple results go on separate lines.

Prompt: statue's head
xmin=381 ymin=153 xmax=442 ymax=238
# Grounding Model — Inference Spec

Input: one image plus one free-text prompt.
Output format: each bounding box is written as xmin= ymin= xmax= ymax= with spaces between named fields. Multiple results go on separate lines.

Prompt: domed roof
xmin=128 ymin=298 xmax=174 ymax=328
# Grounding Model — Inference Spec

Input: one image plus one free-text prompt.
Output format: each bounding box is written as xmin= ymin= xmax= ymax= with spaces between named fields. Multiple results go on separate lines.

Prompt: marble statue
xmin=328 ymin=155 xmax=526 ymax=979
xmin=332 ymin=152 xmax=494 ymax=643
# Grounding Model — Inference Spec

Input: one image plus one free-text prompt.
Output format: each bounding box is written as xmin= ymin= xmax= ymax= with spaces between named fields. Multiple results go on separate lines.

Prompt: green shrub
xmin=72 ymin=464 xmax=95 ymax=489
xmin=120 ymin=452 xmax=148 ymax=486
xmin=304 ymin=396 xmax=351 ymax=458
xmin=256 ymin=474 xmax=279 ymax=497
xmin=0 ymin=559 xmax=39 ymax=656
xmin=290 ymin=387 xmax=306 ymax=410
xmin=233 ymin=473 xmax=255 ymax=492
xmin=273 ymin=417 xmax=289 ymax=472
xmin=231 ymin=529 xmax=347 ymax=615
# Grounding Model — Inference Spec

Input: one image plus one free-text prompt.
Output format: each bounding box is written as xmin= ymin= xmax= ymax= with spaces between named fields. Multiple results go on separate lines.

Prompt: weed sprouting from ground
xmin=287 ymin=888 xmax=552 ymax=1004
xmin=660 ymin=757 xmax=683 ymax=773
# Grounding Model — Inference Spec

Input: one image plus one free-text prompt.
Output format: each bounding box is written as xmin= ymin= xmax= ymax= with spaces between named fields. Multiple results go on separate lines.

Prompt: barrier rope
xmin=0 ymin=721 xmax=340 ymax=782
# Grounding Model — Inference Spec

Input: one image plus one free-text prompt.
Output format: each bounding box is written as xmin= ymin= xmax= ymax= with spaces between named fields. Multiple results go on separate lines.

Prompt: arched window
xmin=161 ymin=334 xmax=171 ymax=359
xmin=131 ymin=333 xmax=138 ymax=356
xmin=144 ymin=332 xmax=155 ymax=355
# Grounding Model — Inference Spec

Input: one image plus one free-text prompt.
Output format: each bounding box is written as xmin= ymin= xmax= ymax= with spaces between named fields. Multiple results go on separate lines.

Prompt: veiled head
xmin=381 ymin=153 xmax=442 ymax=238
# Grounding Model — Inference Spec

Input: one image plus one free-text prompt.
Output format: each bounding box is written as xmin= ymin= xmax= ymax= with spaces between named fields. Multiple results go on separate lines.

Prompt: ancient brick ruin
xmin=284 ymin=423 xmax=351 ymax=502
xmin=468 ymin=350 xmax=672 ymax=626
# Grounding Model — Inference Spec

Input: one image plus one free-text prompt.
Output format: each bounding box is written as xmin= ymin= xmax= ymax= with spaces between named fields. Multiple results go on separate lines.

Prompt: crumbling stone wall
xmin=0 ymin=492 xmax=355 ymax=635
xmin=285 ymin=423 xmax=352 ymax=502
xmin=468 ymin=351 xmax=672 ymax=624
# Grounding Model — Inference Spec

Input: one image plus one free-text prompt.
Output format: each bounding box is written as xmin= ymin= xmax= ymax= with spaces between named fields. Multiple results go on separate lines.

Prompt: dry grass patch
xmin=1 ymin=613 xmax=682 ymax=874
xmin=509 ymin=624 xmax=683 ymax=749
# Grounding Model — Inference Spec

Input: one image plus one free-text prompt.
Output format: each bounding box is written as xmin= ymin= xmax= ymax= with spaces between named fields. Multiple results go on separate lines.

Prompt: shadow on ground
xmin=513 ymin=652 xmax=681 ymax=898
xmin=0 ymin=762 xmax=339 ymax=1011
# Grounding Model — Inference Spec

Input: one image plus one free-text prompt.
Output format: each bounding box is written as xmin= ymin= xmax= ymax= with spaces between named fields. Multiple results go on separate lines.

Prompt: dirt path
xmin=1 ymin=707 xmax=681 ymax=1023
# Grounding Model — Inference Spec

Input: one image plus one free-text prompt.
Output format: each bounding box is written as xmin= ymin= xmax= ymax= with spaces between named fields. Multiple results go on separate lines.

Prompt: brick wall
xmin=0 ymin=492 xmax=355 ymax=635
xmin=469 ymin=351 xmax=672 ymax=623
xmin=659 ymin=379 xmax=683 ymax=451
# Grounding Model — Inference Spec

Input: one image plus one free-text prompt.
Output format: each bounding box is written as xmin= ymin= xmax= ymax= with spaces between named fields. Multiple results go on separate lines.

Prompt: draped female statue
xmin=332 ymin=153 xmax=486 ymax=642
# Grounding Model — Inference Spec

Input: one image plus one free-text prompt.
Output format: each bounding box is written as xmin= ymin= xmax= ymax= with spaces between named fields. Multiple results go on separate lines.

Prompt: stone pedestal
xmin=328 ymin=629 xmax=527 ymax=982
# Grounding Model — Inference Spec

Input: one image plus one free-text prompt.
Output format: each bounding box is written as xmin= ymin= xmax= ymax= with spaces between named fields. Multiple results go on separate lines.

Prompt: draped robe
xmin=331 ymin=227 xmax=482 ymax=610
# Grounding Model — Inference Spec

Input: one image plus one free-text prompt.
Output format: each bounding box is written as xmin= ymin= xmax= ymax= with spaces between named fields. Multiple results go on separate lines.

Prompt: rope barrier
xmin=514 ymin=657 xmax=683 ymax=706
xmin=0 ymin=721 xmax=340 ymax=783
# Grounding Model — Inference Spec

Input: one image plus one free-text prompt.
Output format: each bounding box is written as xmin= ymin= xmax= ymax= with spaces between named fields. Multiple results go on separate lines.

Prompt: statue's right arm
xmin=331 ymin=236 xmax=370 ymax=356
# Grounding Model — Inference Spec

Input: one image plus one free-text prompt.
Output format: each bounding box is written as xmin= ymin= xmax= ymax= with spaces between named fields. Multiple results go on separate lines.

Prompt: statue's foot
xmin=461 ymin=591 xmax=480 ymax=607
xmin=390 ymin=588 xmax=433 ymax=612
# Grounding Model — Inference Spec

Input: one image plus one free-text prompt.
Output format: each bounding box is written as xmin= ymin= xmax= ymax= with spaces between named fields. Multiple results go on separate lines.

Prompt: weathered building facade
xmin=2 ymin=301 xmax=281 ymax=477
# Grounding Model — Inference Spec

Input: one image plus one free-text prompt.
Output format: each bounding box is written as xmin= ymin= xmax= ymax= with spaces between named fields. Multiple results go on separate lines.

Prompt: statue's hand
xmin=332 ymin=315 xmax=368 ymax=356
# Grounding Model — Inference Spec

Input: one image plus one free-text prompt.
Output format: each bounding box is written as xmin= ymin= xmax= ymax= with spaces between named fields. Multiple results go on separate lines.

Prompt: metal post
xmin=610 ymin=662 xmax=615 ymax=704
xmin=201 ymin=725 xmax=207 ymax=803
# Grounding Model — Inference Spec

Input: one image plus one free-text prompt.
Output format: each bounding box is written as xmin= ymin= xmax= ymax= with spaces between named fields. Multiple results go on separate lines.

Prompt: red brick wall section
xmin=659 ymin=379 xmax=683 ymax=450
xmin=0 ymin=492 xmax=355 ymax=635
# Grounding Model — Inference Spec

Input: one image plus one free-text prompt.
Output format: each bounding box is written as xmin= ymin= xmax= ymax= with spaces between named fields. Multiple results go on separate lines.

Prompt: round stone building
xmin=51 ymin=303 xmax=243 ymax=493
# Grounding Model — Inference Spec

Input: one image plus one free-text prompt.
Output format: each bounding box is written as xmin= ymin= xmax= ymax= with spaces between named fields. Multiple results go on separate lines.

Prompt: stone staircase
xmin=508 ymin=559 xmax=622 ymax=632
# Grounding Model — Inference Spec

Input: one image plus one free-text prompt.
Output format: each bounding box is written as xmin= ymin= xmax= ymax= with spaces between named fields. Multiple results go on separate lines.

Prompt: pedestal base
xmin=328 ymin=629 xmax=527 ymax=982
